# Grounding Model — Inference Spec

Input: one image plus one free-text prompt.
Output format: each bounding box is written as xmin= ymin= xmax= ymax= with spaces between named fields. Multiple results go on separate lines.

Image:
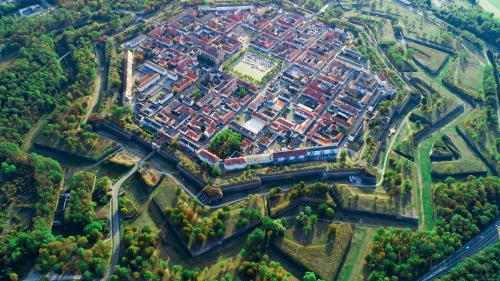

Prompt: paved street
xmin=418 ymin=219 xmax=500 ymax=281
xmin=102 ymin=150 xmax=155 ymax=281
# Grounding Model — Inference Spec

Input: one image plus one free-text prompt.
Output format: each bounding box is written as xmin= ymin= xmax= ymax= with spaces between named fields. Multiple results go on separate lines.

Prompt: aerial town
xmin=1 ymin=0 xmax=499 ymax=280
xmin=125 ymin=5 xmax=396 ymax=171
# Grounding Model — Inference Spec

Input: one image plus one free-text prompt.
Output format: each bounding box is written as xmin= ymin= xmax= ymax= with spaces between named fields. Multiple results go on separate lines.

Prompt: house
xmin=272 ymin=149 xmax=307 ymax=163
xmin=125 ymin=35 xmax=147 ymax=49
xmin=223 ymin=157 xmax=247 ymax=171
xmin=198 ymin=149 xmax=221 ymax=166
xmin=137 ymin=73 xmax=161 ymax=92
xmin=145 ymin=60 xmax=168 ymax=75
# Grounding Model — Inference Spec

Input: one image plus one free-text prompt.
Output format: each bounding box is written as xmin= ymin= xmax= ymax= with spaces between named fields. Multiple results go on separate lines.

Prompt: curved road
xmin=102 ymin=150 xmax=155 ymax=281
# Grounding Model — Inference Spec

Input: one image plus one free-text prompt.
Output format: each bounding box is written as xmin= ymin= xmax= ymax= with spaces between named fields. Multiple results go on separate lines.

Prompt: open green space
xmin=274 ymin=221 xmax=354 ymax=280
xmin=157 ymin=177 xmax=266 ymax=250
xmin=408 ymin=42 xmax=449 ymax=74
xmin=334 ymin=184 xmax=400 ymax=215
xmin=337 ymin=227 xmax=376 ymax=281
xmin=415 ymin=137 xmax=435 ymax=230
xmin=443 ymin=56 xmax=484 ymax=101
xmin=362 ymin=0 xmax=447 ymax=43
xmin=376 ymin=19 xmax=396 ymax=42
xmin=478 ymin=0 xmax=500 ymax=18
xmin=431 ymin=130 xmax=488 ymax=177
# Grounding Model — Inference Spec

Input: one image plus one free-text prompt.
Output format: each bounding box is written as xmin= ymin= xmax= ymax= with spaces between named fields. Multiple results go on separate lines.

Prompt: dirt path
xmin=21 ymin=114 xmax=50 ymax=151
xmin=83 ymin=44 xmax=105 ymax=124
xmin=414 ymin=143 xmax=426 ymax=229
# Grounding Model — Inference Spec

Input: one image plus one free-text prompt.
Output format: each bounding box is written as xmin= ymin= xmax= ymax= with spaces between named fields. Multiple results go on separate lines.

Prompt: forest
xmin=366 ymin=176 xmax=500 ymax=280
xmin=435 ymin=4 xmax=500 ymax=46
xmin=0 ymin=36 xmax=65 ymax=145
xmin=436 ymin=242 xmax=500 ymax=281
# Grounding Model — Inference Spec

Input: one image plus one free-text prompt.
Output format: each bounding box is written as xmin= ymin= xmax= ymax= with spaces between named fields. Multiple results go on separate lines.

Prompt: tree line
xmin=366 ymin=176 xmax=500 ymax=280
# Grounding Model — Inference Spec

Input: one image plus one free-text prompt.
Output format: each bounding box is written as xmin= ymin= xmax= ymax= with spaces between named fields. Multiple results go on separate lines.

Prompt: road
xmin=418 ymin=219 xmax=500 ymax=281
xmin=102 ymin=150 xmax=155 ymax=281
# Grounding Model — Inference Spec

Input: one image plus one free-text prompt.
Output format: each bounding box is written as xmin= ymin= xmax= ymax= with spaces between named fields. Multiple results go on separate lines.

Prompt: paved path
xmin=418 ymin=219 xmax=500 ymax=281
xmin=102 ymin=150 xmax=155 ymax=281
xmin=58 ymin=51 xmax=70 ymax=62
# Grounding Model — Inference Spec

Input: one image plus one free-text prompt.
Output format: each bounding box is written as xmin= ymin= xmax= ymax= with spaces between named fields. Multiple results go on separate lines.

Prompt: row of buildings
xmin=124 ymin=5 xmax=396 ymax=172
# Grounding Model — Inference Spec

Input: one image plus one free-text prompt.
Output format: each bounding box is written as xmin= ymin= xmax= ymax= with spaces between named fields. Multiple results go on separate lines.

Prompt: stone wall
xmin=221 ymin=179 xmax=262 ymax=194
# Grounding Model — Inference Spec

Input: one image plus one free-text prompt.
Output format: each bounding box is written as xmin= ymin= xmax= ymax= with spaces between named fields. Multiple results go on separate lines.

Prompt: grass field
xmin=122 ymin=173 xmax=150 ymax=207
xmin=109 ymin=150 xmax=140 ymax=168
xmin=409 ymin=42 xmax=449 ymax=74
xmin=394 ymin=119 xmax=416 ymax=156
xmin=274 ymin=222 xmax=354 ymax=281
xmin=443 ymin=56 xmax=484 ymax=101
xmin=431 ymin=130 xmax=488 ymax=177
xmin=129 ymin=176 xmax=185 ymax=232
xmin=337 ymin=227 xmax=376 ymax=281
xmin=415 ymin=137 xmax=435 ymax=230
xmin=334 ymin=184 xmax=398 ymax=215
xmin=157 ymin=178 xmax=266 ymax=249
xmin=364 ymin=0 xmax=444 ymax=42
xmin=377 ymin=19 xmax=396 ymax=42
xmin=90 ymin=161 xmax=128 ymax=183
xmin=269 ymin=191 xmax=334 ymax=216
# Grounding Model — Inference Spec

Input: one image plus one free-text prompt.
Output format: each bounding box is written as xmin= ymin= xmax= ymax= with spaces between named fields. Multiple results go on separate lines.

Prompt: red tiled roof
xmin=273 ymin=149 xmax=307 ymax=159
xmin=224 ymin=157 xmax=247 ymax=166
xmin=198 ymin=149 xmax=221 ymax=163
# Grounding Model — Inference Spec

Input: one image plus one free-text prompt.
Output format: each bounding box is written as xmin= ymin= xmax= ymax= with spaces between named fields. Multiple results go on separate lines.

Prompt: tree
xmin=339 ymin=150 xmax=347 ymax=163
xmin=1 ymin=161 xmax=16 ymax=174
xmin=328 ymin=224 xmax=337 ymax=238
xmin=9 ymin=273 xmax=18 ymax=281
xmin=303 ymin=271 xmax=324 ymax=281
xmin=207 ymin=129 xmax=242 ymax=158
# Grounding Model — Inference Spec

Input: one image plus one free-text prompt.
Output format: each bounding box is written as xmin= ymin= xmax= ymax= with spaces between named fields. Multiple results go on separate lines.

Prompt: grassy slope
xmin=337 ymin=227 xmax=376 ymax=281
xmin=274 ymin=223 xmax=353 ymax=280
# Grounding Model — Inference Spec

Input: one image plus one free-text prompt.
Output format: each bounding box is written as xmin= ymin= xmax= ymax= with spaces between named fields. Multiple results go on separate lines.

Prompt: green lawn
xmin=443 ymin=56 xmax=484 ymax=101
xmin=337 ymin=227 xmax=376 ymax=281
xmin=377 ymin=19 xmax=396 ymax=42
xmin=431 ymin=130 xmax=488 ymax=177
xmin=409 ymin=42 xmax=449 ymax=74
xmin=363 ymin=0 xmax=445 ymax=42
xmin=274 ymin=222 xmax=354 ymax=281
xmin=479 ymin=0 xmax=500 ymax=18
xmin=416 ymin=138 xmax=434 ymax=230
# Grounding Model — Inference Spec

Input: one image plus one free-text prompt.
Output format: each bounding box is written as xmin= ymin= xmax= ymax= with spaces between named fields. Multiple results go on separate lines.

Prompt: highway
xmin=418 ymin=219 xmax=500 ymax=281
